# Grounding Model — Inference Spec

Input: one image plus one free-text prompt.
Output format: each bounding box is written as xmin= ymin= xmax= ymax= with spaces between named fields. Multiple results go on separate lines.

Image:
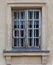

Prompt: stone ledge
xmin=3 ymin=49 xmax=49 ymax=57
xmin=3 ymin=50 xmax=50 ymax=65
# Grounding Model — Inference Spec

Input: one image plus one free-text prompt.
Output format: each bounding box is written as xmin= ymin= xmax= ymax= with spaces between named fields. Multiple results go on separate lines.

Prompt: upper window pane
xmin=20 ymin=11 xmax=25 ymax=19
xmin=14 ymin=12 xmax=19 ymax=19
xmin=28 ymin=11 xmax=33 ymax=19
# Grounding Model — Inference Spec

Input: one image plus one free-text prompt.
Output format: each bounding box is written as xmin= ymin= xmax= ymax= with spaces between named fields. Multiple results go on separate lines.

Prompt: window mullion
xmin=39 ymin=10 xmax=41 ymax=48
xmin=32 ymin=10 xmax=34 ymax=47
xmin=24 ymin=10 xmax=28 ymax=47
xmin=19 ymin=11 xmax=21 ymax=47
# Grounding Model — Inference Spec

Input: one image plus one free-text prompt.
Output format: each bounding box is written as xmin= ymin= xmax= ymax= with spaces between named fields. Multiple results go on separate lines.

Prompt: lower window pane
xmin=15 ymin=30 xmax=19 ymax=36
xmin=28 ymin=30 xmax=32 ymax=37
xmin=20 ymin=30 xmax=24 ymax=37
xmin=28 ymin=38 xmax=32 ymax=46
xmin=34 ymin=21 xmax=39 ymax=28
xmin=36 ymin=30 xmax=39 ymax=37
xmin=36 ymin=38 xmax=39 ymax=46
xmin=14 ymin=38 xmax=19 ymax=46
xmin=20 ymin=38 xmax=24 ymax=47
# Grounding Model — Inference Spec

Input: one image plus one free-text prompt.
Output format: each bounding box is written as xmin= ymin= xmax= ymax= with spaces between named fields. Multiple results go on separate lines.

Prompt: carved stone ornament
xmin=5 ymin=56 xmax=11 ymax=65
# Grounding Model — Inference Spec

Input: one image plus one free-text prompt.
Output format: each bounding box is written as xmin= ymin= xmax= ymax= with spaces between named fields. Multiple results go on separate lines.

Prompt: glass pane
xmin=34 ymin=11 xmax=36 ymax=19
xmin=28 ymin=38 xmax=32 ymax=46
xmin=20 ymin=21 xmax=25 ymax=29
xmin=14 ymin=21 xmax=19 ymax=28
xmin=34 ymin=29 xmax=39 ymax=37
xmin=34 ymin=21 xmax=39 ymax=28
xmin=28 ymin=30 xmax=32 ymax=37
xmin=14 ymin=38 xmax=19 ymax=46
xmin=34 ymin=11 xmax=39 ymax=19
xmin=36 ymin=11 xmax=39 ymax=19
xmin=20 ymin=30 xmax=24 ymax=37
xmin=14 ymin=12 xmax=19 ymax=19
xmin=20 ymin=38 xmax=24 ymax=46
xmin=14 ymin=12 xmax=17 ymax=19
xmin=34 ymin=30 xmax=36 ymax=37
xmin=34 ymin=38 xmax=35 ymax=46
xmin=20 ymin=11 xmax=25 ymax=19
xmin=36 ymin=38 xmax=39 ymax=46
xmin=15 ymin=30 xmax=19 ymax=37
xmin=28 ymin=20 xmax=33 ymax=28
xmin=28 ymin=11 xmax=33 ymax=19
xmin=36 ymin=29 xmax=39 ymax=37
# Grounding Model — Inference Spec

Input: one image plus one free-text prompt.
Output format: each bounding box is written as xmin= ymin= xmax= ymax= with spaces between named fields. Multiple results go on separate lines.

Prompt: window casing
xmin=13 ymin=9 xmax=41 ymax=48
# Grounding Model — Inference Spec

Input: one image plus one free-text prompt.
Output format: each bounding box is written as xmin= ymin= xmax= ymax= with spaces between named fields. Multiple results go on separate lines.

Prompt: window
xmin=13 ymin=9 xmax=41 ymax=48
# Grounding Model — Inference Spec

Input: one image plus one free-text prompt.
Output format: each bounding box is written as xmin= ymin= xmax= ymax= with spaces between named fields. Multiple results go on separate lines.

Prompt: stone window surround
xmin=3 ymin=2 xmax=49 ymax=65
xmin=5 ymin=2 xmax=48 ymax=50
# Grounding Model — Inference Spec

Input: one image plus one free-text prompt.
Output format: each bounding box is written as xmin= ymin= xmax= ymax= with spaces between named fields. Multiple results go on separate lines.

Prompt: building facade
xmin=0 ymin=0 xmax=53 ymax=65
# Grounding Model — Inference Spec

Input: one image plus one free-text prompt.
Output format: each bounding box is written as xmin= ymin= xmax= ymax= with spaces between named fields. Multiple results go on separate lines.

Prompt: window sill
xmin=3 ymin=49 xmax=49 ymax=56
xmin=3 ymin=49 xmax=50 ymax=65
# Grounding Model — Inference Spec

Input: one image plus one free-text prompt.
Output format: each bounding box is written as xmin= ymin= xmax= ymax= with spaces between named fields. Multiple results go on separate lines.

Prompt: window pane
xmin=28 ymin=11 xmax=33 ymax=19
xmin=14 ymin=21 xmax=19 ymax=28
xmin=20 ymin=38 xmax=24 ymax=46
xmin=28 ymin=38 xmax=32 ymax=46
xmin=14 ymin=12 xmax=19 ymax=19
xmin=34 ymin=21 xmax=39 ymax=28
xmin=34 ymin=29 xmax=39 ymax=37
xmin=36 ymin=29 xmax=39 ymax=37
xmin=20 ymin=30 xmax=24 ymax=37
xmin=34 ymin=38 xmax=36 ymax=46
xmin=14 ymin=12 xmax=17 ymax=19
xmin=28 ymin=30 xmax=32 ymax=37
xmin=36 ymin=38 xmax=39 ymax=46
xmin=34 ymin=30 xmax=36 ymax=37
xmin=14 ymin=30 xmax=19 ymax=37
xmin=20 ymin=21 xmax=25 ymax=29
xmin=14 ymin=38 xmax=19 ymax=46
xmin=34 ymin=11 xmax=39 ymax=19
xmin=28 ymin=20 xmax=33 ymax=28
xmin=20 ymin=11 xmax=25 ymax=19
xmin=36 ymin=11 xmax=39 ymax=19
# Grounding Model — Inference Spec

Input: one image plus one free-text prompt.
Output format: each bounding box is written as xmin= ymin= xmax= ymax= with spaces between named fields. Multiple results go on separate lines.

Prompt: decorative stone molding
xmin=5 ymin=56 xmax=11 ymax=65
xmin=3 ymin=50 xmax=49 ymax=65
xmin=42 ymin=55 xmax=48 ymax=65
